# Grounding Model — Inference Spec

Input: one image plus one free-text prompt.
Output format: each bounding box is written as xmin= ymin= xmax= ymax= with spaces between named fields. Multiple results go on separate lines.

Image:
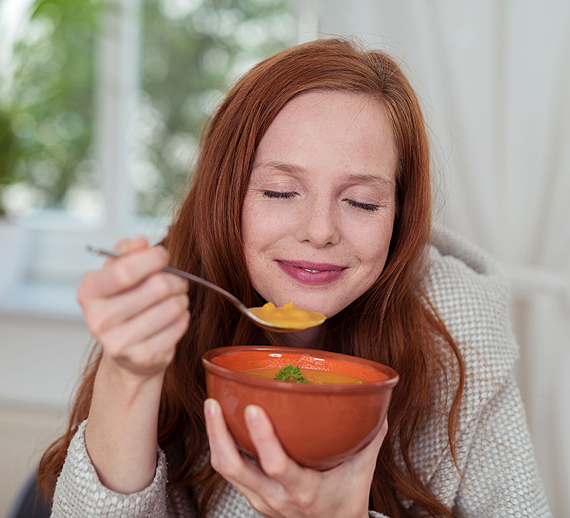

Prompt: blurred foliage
xmin=137 ymin=0 xmax=295 ymax=216
xmin=0 ymin=106 xmax=26 ymax=216
xmin=0 ymin=0 xmax=104 ymax=216
xmin=0 ymin=0 xmax=294 ymax=218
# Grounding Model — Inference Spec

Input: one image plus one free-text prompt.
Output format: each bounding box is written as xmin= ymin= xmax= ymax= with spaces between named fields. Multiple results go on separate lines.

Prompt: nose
xmin=297 ymin=198 xmax=341 ymax=248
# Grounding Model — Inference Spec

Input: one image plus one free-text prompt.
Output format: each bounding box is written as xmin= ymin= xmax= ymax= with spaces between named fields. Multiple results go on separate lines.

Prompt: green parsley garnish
xmin=274 ymin=365 xmax=307 ymax=383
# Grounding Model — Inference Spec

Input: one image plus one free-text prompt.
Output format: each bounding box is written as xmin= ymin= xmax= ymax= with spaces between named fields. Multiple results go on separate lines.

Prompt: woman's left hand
xmin=204 ymin=398 xmax=387 ymax=518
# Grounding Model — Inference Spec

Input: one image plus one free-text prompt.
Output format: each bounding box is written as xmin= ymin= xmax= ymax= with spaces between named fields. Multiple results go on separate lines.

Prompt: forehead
xmin=254 ymin=90 xmax=397 ymax=179
xmin=273 ymin=89 xmax=389 ymax=129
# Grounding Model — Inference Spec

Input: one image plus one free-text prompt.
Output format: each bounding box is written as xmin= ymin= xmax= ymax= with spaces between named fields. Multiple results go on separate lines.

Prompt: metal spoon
xmin=87 ymin=246 xmax=325 ymax=333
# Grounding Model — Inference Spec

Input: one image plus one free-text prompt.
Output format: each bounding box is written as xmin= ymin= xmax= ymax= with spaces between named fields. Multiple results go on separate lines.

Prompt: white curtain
xmin=314 ymin=1 xmax=570 ymax=516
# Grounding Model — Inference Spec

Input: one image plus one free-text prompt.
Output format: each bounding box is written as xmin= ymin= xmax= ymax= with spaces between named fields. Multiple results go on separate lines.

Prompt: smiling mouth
xmin=279 ymin=260 xmax=345 ymax=272
xmin=276 ymin=260 xmax=347 ymax=285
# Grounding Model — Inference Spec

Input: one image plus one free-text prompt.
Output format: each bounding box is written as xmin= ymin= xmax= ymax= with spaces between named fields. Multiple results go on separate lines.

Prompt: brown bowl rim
xmin=202 ymin=345 xmax=399 ymax=394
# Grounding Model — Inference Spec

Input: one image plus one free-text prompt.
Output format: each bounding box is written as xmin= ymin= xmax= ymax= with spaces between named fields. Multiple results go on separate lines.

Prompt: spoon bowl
xmin=87 ymin=246 xmax=325 ymax=332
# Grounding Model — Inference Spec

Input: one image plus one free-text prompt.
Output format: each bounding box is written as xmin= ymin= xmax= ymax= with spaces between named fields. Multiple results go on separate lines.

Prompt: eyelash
xmin=345 ymin=199 xmax=380 ymax=212
xmin=263 ymin=190 xmax=296 ymax=199
xmin=262 ymin=191 xmax=380 ymax=212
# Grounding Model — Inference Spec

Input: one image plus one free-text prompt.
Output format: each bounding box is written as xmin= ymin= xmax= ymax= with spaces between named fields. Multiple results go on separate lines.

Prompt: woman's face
xmin=242 ymin=90 xmax=397 ymax=319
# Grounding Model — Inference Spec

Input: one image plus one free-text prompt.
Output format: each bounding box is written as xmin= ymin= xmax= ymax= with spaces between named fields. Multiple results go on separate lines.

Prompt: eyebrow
xmin=252 ymin=160 xmax=396 ymax=189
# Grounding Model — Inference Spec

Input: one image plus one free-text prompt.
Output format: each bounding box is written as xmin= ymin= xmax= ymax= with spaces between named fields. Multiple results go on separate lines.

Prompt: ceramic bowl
xmin=202 ymin=346 xmax=399 ymax=470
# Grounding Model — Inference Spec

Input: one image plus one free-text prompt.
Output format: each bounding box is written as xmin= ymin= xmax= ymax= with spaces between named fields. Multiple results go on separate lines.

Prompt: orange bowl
xmin=202 ymin=346 xmax=399 ymax=470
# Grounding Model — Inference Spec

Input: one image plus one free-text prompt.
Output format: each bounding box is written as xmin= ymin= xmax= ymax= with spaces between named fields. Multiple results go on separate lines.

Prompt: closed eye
xmin=345 ymin=199 xmax=380 ymax=212
xmin=263 ymin=190 xmax=297 ymax=199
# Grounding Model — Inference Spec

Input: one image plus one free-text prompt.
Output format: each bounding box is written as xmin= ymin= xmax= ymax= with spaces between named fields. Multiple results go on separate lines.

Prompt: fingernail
xmin=245 ymin=405 xmax=261 ymax=426
xmin=205 ymin=399 xmax=217 ymax=418
xmin=156 ymin=246 xmax=169 ymax=260
xmin=114 ymin=239 xmax=130 ymax=253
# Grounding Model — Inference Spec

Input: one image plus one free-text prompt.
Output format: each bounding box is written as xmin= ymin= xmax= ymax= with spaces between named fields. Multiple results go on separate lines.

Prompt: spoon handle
xmin=86 ymin=246 xmax=248 ymax=312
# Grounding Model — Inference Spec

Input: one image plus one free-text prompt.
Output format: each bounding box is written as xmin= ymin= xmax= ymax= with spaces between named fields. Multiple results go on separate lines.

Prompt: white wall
xmin=0 ymin=313 xmax=91 ymax=407
xmin=0 ymin=311 xmax=91 ymax=514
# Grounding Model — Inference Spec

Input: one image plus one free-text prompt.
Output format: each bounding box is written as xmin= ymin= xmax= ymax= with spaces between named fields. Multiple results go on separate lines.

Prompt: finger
xmin=85 ymin=272 xmax=189 ymax=336
xmin=102 ymin=237 xmax=150 ymax=269
xmin=100 ymin=293 xmax=189 ymax=351
xmin=340 ymin=417 xmax=388 ymax=475
xmin=112 ymin=310 xmax=190 ymax=375
xmin=79 ymin=246 xmax=170 ymax=301
xmin=204 ymin=399 xmax=271 ymax=494
xmin=361 ymin=417 xmax=388 ymax=458
xmin=244 ymin=405 xmax=304 ymax=489
xmin=114 ymin=236 xmax=149 ymax=253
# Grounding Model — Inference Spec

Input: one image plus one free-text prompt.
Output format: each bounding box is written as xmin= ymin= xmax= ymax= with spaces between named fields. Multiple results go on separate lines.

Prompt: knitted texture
xmin=50 ymin=226 xmax=552 ymax=517
xmin=50 ymin=421 xmax=172 ymax=517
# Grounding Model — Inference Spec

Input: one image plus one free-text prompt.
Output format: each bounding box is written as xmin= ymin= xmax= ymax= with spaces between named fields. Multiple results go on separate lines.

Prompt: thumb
xmin=351 ymin=417 xmax=388 ymax=469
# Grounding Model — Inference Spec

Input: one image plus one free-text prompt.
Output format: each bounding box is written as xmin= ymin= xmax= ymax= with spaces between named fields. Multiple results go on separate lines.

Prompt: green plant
xmin=137 ymin=0 xmax=295 ymax=217
xmin=0 ymin=106 xmax=25 ymax=216
xmin=0 ymin=0 xmax=104 ymax=216
xmin=274 ymin=365 xmax=308 ymax=383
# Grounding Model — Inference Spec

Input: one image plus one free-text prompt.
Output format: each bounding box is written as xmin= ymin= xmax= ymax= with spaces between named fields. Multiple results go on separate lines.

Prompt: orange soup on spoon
xmin=250 ymin=302 xmax=326 ymax=330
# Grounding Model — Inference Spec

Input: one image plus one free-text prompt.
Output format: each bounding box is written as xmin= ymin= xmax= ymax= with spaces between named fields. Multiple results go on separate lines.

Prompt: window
xmin=0 ymin=0 xmax=100 ymax=221
xmin=0 ymin=0 xmax=303 ymax=316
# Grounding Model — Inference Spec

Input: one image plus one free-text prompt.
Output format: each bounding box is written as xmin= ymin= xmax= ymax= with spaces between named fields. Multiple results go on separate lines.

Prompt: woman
xmin=39 ymin=38 xmax=551 ymax=517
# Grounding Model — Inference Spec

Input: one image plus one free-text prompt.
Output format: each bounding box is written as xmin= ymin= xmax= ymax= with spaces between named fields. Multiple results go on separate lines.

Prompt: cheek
xmin=242 ymin=202 xmax=285 ymax=267
xmin=242 ymin=199 xmax=293 ymax=248
xmin=350 ymin=220 xmax=394 ymax=273
xmin=241 ymin=206 xmax=260 ymax=262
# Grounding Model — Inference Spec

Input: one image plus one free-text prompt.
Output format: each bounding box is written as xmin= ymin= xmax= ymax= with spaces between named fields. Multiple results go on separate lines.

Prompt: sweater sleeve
xmin=50 ymin=420 xmax=174 ymax=518
xmin=454 ymin=374 xmax=552 ymax=517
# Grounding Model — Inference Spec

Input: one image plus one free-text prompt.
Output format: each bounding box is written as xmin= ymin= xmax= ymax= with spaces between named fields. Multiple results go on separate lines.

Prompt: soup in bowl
xmin=201 ymin=346 xmax=399 ymax=470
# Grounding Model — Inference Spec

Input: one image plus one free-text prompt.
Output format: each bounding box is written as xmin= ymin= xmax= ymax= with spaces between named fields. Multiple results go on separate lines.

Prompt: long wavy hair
xmin=39 ymin=38 xmax=464 ymax=517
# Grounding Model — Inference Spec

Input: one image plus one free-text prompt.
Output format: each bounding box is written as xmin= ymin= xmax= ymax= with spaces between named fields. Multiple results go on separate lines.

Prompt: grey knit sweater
xmin=50 ymin=227 xmax=552 ymax=517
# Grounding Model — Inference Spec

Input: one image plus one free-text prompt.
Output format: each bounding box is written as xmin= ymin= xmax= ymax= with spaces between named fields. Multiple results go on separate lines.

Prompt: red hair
xmin=39 ymin=39 xmax=464 ymax=517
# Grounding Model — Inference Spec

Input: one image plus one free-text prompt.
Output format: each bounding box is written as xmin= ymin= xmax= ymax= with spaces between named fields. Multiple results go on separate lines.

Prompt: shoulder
xmin=409 ymin=229 xmax=548 ymax=514
xmin=421 ymin=225 xmax=519 ymax=383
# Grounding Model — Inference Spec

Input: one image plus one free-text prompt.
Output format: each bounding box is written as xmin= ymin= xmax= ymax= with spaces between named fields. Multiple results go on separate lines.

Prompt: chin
xmin=290 ymin=298 xmax=345 ymax=319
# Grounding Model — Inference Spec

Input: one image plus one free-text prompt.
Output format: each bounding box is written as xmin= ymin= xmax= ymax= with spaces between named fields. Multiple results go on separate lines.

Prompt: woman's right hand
xmin=77 ymin=236 xmax=190 ymax=379
xmin=79 ymin=236 xmax=190 ymax=493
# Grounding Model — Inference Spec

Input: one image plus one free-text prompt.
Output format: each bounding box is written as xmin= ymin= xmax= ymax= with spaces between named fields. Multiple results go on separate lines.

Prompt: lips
xmin=276 ymin=260 xmax=347 ymax=285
